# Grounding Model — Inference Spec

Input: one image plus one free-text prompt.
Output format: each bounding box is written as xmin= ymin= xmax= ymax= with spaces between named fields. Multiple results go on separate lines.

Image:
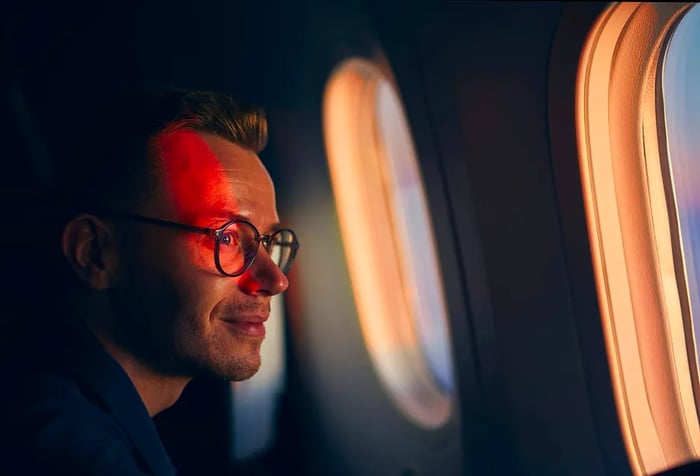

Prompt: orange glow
xmin=576 ymin=3 xmax=698 ymax=474
xmin=323 ymin=59 xmax=451 ymax=428
xmin=324 ymin=65 xmax=416 ymax=354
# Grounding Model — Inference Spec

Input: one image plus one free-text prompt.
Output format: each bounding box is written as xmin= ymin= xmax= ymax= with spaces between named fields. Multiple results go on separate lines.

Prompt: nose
xmin=236 ymin=247 xmax=289 ymax=296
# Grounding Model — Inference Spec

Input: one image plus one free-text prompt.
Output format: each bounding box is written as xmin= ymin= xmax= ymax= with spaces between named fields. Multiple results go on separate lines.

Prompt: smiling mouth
xmin=220 ymin=316 xmax=267 ymax=338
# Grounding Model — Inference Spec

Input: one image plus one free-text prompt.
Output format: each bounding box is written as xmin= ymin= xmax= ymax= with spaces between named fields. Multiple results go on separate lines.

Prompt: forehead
xmin=152 ymin=130 xmax=277 ymax=227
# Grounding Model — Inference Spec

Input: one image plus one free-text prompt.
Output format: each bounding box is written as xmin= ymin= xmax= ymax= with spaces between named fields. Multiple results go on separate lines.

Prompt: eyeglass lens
xmin=217 ymin=222 xmax=297 ymax=276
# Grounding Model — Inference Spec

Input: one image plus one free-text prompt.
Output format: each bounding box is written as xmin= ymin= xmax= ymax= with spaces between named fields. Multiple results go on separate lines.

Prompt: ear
xmin=61 ymin=214 xmax=119 ymax=290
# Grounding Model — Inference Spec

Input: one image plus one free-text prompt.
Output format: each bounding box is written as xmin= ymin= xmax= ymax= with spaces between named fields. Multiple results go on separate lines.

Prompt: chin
xmin=209 ymin=351 xmax=262 ymax=381
xmin=181 ymin=332 xmax=264 ymax=380
xmin=229 ymin=366 xmax=260 ymax=382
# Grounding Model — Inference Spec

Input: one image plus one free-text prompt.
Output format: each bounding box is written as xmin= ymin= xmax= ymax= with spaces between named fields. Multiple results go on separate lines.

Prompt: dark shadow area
xmin=655 ymin=461 xmax=700 ymax=476
xmin=154 ymin=378 xmax=233 ymax=476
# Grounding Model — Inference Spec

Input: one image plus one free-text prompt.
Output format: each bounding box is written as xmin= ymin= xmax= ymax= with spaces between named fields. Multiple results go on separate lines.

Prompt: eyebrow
xmin=209 ymin=209 xmax=283 ymax=233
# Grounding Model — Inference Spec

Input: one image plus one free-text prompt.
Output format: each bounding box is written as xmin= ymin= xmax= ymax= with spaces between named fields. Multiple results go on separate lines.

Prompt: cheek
xmin=169 ymin=276 xmax=234 ymax=333
xmin=159 ymin=244 xmax=235 ymax=317
xmin=119 ymin=233 xmax=193 ymax=314
xmin=182 ymin=234 xmax=216 ymax=272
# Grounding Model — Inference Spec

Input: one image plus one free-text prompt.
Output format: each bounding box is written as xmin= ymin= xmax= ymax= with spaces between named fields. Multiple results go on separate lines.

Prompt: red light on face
xmin=153 ymin=130 xmax=233 ymax=223
xmin=152 ymin=130 xmax=237 ymax=271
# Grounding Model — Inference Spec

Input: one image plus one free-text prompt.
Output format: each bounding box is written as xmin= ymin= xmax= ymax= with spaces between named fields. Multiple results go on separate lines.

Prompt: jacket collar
xmin=62 ymin=324 xmax=177 ymax=476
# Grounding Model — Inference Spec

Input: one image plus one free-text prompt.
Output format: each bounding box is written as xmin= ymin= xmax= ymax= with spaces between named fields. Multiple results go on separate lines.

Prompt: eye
xmin=220 ymin=230 xmax=240 ymax=246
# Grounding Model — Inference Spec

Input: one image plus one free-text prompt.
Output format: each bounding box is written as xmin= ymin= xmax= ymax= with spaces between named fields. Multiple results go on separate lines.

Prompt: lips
xmin=220 ymin=315 xmax=268 ymax=338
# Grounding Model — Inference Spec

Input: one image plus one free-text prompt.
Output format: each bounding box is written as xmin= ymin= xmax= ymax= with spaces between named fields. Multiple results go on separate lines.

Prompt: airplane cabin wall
xmin=265 ymin=1 xmax=628 ymax=475
xmin=0 ymin=1 xmax=640 ymax=475
xmin=260 ymin=2 xmax=468 ymax=475
xmin=371 ymin=2 xmax=627 ymax=474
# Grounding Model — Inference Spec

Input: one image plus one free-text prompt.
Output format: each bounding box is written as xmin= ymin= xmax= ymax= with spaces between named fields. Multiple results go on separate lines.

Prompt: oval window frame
xmin=322 ymin=58 xmax=455 ymax=428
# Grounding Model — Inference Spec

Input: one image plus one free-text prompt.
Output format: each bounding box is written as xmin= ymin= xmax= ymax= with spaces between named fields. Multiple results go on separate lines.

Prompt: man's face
xmin=111 ymin=130 xmax=289 ymax=381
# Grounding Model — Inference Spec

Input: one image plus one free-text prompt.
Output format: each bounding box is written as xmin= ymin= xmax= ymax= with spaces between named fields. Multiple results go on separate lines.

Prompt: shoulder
xmin=0 ymin=369 xmax=151 ymax=475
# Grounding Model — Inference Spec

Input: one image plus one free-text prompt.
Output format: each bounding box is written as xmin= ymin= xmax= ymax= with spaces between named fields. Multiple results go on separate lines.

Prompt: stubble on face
xmin=112 ymin=129 xmax=278 ymax=381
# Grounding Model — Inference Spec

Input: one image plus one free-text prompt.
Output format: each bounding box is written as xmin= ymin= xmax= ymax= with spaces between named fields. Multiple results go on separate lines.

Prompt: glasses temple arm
xmin=102 ymin=212 xmax=215 ymax=236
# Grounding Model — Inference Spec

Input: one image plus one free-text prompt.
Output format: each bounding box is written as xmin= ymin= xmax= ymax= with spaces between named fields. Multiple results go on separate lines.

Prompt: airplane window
xmin=662 ymin=4 xmax=700 ymax=374
xmin=231 ymin=294 xmax=286 ymax=460
xmin=374 ymin=79 xmax=454 ymax=392
xmin=323 ymin=58 xmax=455 ymax=428
xmin=576 ymin=3 xmax=700 ymax=474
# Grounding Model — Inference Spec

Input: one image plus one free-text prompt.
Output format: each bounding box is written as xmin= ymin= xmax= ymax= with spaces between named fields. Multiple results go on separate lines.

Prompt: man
xmin=2 ymin=88 xmax=298 ymax=475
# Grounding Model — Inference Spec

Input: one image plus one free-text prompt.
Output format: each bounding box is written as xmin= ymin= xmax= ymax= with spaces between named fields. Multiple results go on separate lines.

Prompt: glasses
xmin=103 ymin=212 xmax=299 ymax=277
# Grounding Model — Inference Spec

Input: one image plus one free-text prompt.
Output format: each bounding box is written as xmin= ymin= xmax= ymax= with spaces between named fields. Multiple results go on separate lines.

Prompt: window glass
xmin=323 ymin=59 xmax=455 ymax=427
xmin=662 ymin=4 xmax=700 ymax=365
xmin=374 ymin=80 xmax=454 ymax=392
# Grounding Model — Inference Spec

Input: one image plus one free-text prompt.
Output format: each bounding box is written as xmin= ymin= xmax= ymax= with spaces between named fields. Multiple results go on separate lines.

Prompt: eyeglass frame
xmin=100 ymin=212 xmax=299 ymax=277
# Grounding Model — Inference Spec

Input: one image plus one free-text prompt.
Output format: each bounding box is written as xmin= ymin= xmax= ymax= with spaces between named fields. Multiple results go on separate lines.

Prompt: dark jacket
xmin=0 ymin=319 xmax=176 ymax=476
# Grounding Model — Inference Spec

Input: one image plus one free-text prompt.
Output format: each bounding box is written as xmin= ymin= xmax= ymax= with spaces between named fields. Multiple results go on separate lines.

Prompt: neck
xmin=70 ymin=296 xmax=191 ymax=416
xmin=99 ymin=339 xmax=191 ymax=416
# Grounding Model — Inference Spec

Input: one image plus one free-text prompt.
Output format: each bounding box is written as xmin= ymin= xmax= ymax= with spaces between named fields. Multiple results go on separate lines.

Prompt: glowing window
xmin=230 ymin=294 xmax=285 ymax=460
xmin=576 ymin=3 xmax=700 ymax=474
xmin=662 ymin=4 xmax=700 ymax=377
xmin=323 ymin=58 xmax=455 ymax=428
